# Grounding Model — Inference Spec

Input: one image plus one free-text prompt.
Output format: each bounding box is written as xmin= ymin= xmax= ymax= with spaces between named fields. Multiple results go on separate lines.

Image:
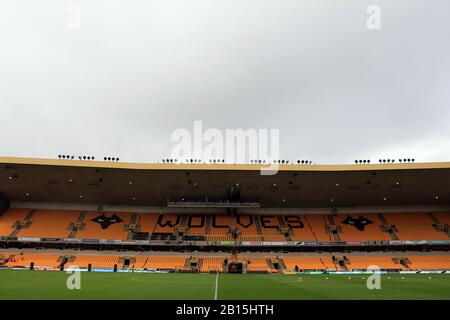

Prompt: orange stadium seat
xmin=408 ymin=256 xmax=450 ymax=270
xmin=1 ymin=252 xmax=60 ymax=268
xmin=259 ymin=215 xmax=281 ymax=235
xmin=72 ymin=255 xmax=119 ymax=269
xmin=384 ymin=213 xmax=448 ymax=240
xmin=206 ymin=235 xmax=234 ymax=241
xmin=76 ymin=211 xmax=131 ymax=240
xmin=285 ymin=215 xmax=317 ymax=241
xmin=244 ymin=258 xmax=274 ymax=272
xmin=238 ymin=235 xmax=264 ymax=241
xmin=187 ymin=215 xmax=206 ymax=235
xmin=144 ymin=256 xmax=186 ymax=270
xmin=211 ymin=215 xmax=234 ymax=235
xmin=282 ymin=256 xmax=334 ymax=270
xmin=0 ymin=208 xmax=30 ymax=237
xmin=346 ymin=256 xmax=405 ymax=270
xmin=236 ymin=214 xmax=258 ymax=236
xmin=337 ymin=213 xmax=392 ymax=241
xmin=2 ymin=210 xmax=450 ymax=243
xmin=153 ymin=214 xmax=180 ymax=233
xmin=302 ymin=215 xmax=333 ymax=242
xmin=434 ymin=212 xmax=450 ymax=225
xmin=201 ymin=257 xmax=226 ymax=272
xmin=19 ymin=209 xmax=80 ymax=238
xmin=137 ymin=212 xmax=159 ymax=235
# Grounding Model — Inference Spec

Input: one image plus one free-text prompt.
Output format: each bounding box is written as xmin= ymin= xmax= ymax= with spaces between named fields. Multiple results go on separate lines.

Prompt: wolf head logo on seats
xmin=342 ymin=215 xmax=373 ymax=231
xmin=91 ymin=214 xmax=123 ymax=229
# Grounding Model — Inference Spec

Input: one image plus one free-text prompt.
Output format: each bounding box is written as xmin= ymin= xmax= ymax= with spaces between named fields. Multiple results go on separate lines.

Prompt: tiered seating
xmin=238 ymin=235 xmax=264 ymax=241
xmin=384 ymin=213 xmax=448 ymax=240
xmin=434 ymin=212 xmax=450 ymax=226
xmin=201 ymin=257 xmax=226 ymax=272
xmin=76 ymin=211 xmax=130 ymax=240
xmin=236 ymin=215 xmax=261 ymax=241
xmin=2 ymin=252 xmax=450 ymax=271
xmin=284 ymin=215 xmax=317 ymax=241
xmin=1 ymin=253 xmax=60 ymax=268
xmin=408 ymin=256 xmax=450 ymax=270
xmin=137 ymin=213 xmax=159 ymax=235
xmin=187 ymin=215 xmax=206 ymax=235
xmin=153 ymin=214 xmax=180 ymax=233
xmin=210 ymin=215 xmax=234 ymax=235
xmin=347 ymin=256 xmax=405 ymax=270
xmin=258 ymin=216 xmax=286 ymax=241
xmin=2 ymin=209 xmax=450 ymax=241
xmin=282 ymin=257 xmax=334 ymax=270
xmin=144 ymin=256 xmax=186 ymax=270
xmin=206 ymin=235 xmax=234 ymax=241
xmin=73 ymin=255 xmax=119 ymax=268
xmin=19 ymin=209 xmax=80 ymax=238
xmin=302 ymin=215 xmax=332 ymax=241
xmin=244 ymin=258 xmax=272 ymax=272
xmin=0 ymin=208 xmax=30 ymax=236
xmin=338 ymin=213 xmax=391 ymax=241
xmin=259 ymin=216 xmax=281 ymax=235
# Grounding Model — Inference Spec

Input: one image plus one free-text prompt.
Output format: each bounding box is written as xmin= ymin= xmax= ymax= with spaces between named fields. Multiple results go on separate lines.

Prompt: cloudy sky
xmin=1 ymin=0 xmax=449 ymax=164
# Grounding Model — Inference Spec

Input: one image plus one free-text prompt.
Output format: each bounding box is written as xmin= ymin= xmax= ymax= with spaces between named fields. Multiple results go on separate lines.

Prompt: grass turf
xmin=1 ymin=270 xmax=450 ymax=300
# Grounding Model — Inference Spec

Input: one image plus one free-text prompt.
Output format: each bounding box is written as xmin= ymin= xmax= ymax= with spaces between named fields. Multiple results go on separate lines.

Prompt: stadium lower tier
xmin=1 ymin=252 xmax=450 ymax=272
xmin=1 ymin=208 xmax=449 ymax=242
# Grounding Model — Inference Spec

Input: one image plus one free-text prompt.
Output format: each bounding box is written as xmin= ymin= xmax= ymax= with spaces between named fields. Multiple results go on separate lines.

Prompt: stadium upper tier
xmin=1 ymin=156 xmax=450 ymax=208
xmin=0 ymin=208 xmax=449 ymax=242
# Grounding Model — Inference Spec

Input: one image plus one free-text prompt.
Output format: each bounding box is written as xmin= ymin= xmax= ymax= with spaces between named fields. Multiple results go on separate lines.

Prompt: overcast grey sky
xmin=1 ymin=0 xmax=449 ymax=164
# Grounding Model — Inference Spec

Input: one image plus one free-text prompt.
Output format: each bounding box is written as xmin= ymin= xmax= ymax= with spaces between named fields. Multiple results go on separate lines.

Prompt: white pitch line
xmin=214 ymin=273 xmax=219 ymax=300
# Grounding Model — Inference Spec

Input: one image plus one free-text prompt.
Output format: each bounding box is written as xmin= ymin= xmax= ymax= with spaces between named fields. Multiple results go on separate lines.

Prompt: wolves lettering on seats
xmin=259 ymin=216 xmax=278 ymax=228
xmin=157 ymin=214 xmax=181 ymax=227
xmin=236 ymin=215 xmax=254 ymax=228
xmin=187 ymin=215 xmax=205 ymax=228
xmin=284 ymin=216 xmax=304 ymax=228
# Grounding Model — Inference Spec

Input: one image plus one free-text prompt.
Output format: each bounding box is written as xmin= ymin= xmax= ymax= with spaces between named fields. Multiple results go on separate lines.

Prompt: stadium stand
xmin=2 ymin=210 xmax=450 ymax=243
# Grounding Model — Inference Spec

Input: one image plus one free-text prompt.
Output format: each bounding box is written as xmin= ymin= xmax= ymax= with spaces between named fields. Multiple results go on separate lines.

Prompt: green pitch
xmin=1 ymin=270 xmax=450 ymax=300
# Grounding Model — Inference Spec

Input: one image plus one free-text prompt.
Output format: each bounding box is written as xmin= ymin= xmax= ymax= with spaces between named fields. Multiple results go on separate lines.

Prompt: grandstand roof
xmin=1 ymin=156 xmax=450 ymax=208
